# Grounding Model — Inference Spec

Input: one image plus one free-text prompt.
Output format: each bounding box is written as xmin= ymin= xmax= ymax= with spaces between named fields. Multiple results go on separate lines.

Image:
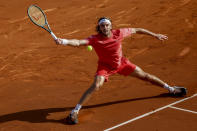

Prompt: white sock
xmin=163 ymin=83 xmax=174 ymax=92
xmin=71 ymin=104 xmax=82 ymax=114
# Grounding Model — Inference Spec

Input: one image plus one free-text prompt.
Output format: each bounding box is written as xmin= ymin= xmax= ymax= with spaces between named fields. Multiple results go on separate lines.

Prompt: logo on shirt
xmin=97 ymin=41 xmax=104 ymax=44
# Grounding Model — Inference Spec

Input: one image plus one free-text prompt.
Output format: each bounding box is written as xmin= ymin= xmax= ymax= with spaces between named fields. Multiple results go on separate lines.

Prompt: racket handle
xmin=51 ymin=32 xmax=57 ymax=40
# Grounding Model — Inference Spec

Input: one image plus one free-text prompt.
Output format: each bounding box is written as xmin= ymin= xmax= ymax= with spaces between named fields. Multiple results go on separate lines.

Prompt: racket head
xmin=27 ymin=5 xmax=50 ymax=32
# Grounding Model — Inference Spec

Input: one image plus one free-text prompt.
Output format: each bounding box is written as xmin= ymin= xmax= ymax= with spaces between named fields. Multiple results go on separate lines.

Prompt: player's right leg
xmin=65 ymin=75 xmax=105 ymax=124
xmin=78 ymin=75 xmax=105 ymax=105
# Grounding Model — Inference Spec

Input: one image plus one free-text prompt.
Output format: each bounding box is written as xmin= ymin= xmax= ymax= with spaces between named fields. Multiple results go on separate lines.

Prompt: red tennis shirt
xmin=86 ymin=28 xmax=133 ymax=69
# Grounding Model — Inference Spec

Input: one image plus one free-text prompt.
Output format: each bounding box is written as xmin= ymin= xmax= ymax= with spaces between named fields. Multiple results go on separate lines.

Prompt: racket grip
xmin=51 ymin=32 xmax=57 ymax=40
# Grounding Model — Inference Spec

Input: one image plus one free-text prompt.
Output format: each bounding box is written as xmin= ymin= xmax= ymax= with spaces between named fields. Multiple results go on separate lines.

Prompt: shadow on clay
xmin=0 ymin=93 xmax=176 ymax=124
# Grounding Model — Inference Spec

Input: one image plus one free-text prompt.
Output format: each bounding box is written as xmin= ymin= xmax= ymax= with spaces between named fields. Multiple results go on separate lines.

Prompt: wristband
xmin=62 ymin=39 xmax=69 ymax=45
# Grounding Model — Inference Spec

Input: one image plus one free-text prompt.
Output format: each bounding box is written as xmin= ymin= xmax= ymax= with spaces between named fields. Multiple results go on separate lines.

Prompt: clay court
xmin=0 ymin=0 xmax=197 ymax=130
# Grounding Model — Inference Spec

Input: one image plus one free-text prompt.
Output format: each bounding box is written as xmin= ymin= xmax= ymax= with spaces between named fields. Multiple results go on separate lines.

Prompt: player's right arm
xmin=55 ymin=38 xmax=88 ymax=46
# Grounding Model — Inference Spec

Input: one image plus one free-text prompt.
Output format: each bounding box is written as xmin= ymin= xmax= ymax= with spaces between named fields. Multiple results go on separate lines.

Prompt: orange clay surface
xmin=0 ymin=0 xmax=197 ymax=130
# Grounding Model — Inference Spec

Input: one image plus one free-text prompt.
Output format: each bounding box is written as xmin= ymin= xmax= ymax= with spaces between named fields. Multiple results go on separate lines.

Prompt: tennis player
xmin=55 ymin=17 xmax=187 ymax=124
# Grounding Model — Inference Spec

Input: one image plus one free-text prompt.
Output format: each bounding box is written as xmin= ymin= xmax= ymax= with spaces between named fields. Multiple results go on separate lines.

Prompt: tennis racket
xmin=27 ymin=5 xmax=57 ymax=40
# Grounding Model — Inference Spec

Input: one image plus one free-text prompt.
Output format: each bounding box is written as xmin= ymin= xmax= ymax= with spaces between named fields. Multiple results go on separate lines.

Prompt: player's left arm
xmin=131 ymin=28 xmax=168 ymax=41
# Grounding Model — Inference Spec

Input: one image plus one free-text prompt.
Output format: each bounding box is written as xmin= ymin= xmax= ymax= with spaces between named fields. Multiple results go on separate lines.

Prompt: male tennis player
xmin=55 ymin=17 xmax=187 ymax=124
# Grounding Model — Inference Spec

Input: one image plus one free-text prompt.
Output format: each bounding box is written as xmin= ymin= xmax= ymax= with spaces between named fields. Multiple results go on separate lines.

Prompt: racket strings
xmin=28 ymin=6 xmax=46 ymax=26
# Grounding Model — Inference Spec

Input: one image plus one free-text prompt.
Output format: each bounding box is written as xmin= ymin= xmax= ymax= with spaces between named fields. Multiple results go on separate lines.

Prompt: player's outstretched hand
xmin=55 ymin=38 xmax=63 ymax=45
xmin=156 ymin=34 xmax=168 ymax=41
xmin=55 ymin=38 xmax=69 ymax=45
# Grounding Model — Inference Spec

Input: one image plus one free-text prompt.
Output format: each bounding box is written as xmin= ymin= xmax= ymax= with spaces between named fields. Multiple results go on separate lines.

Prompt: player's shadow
xmin=0 ymin=93 xmax=173 ymax=124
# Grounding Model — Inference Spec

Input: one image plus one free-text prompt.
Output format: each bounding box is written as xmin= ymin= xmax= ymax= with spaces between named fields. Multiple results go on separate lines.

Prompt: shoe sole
xmin=65 ymin=115 xmax=78 ymax=125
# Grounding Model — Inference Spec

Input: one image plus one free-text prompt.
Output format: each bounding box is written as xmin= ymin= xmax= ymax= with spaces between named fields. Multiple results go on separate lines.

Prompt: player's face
xmin=99 ymin=22 xmax=112 ymax=36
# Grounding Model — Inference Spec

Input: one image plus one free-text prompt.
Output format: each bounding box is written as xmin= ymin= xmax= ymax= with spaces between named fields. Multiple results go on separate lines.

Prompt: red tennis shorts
xmin=96 ymin=57 xmax=136 ymax=82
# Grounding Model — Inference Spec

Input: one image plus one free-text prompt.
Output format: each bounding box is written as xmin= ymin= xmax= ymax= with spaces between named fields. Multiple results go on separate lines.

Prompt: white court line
xmin=169 ymin=106 xmax=197 ymax=114
xmin=104 ymin=93 xmax=197 ymax=131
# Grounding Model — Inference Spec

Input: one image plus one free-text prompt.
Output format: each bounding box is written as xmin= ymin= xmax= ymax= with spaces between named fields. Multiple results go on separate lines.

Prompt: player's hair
xmin=96 ymin=17 xmax=112 ymax=33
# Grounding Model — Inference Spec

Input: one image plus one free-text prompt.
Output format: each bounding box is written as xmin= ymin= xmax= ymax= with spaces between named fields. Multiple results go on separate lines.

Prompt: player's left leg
xmin=130 ymin=66 xmax=187 ymax=96
xmin=130 ymin=66 xmax=166 ymax=87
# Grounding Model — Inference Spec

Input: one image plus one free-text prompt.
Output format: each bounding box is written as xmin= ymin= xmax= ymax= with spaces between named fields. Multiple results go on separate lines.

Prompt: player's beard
xmin=102 ymin=29 xmax=111 ymax=37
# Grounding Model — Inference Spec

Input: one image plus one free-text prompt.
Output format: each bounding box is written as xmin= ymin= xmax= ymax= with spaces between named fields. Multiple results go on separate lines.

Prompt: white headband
xmin=98 ymin=19 xmax=111 ymax=25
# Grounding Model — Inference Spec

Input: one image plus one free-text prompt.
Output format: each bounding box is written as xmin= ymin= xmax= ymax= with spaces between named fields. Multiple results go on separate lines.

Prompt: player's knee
xmin=132 ymin=66 xmax=154 ymax=81
xmin=135 ymin=69 xmax=146 ymax=79
xmin=95 ymin=84 xmax=100 ymax=91
xmin=94 ymin=76 xmax=105 ymax=91
xmin=144 ymin=73 xmax=154 ymax=81
xmin=136 ymin=71 xmax=149 ymax=80
xmin=90 ymin=82 xmax=100 ymax=91
xmin=95 ymin=81 xmax=102 ymax=91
